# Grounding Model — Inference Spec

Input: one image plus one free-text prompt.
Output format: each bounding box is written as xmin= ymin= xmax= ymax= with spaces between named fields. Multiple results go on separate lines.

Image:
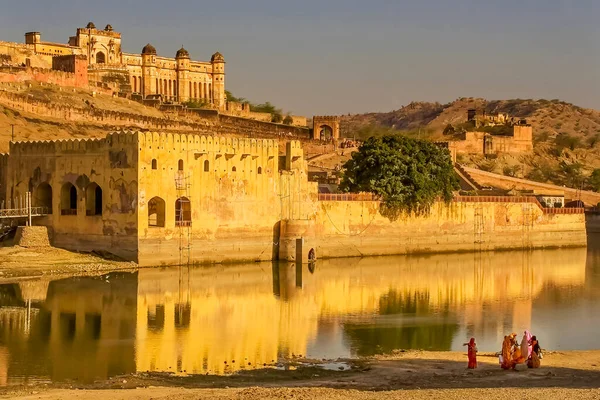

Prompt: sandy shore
xmin=2 ymin=351 xmax=600 ymax=399
xmin=0 ymin=245 xmax=136 ymax=280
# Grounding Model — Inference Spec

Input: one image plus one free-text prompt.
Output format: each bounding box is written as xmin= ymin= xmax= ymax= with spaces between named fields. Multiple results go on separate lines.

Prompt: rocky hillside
xmin=342 ymin=98 xmax=600 ymax=191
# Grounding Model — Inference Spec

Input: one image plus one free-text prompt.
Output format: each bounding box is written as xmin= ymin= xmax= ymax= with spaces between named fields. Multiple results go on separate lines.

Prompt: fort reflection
xmin=0 ymin=246 xmax=597 ymax=384
xmin=135 ymin=247 xmax=588 ymax=374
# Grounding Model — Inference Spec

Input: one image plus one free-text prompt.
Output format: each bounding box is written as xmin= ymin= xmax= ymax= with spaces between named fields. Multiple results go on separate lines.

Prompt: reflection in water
xmin=1 ymin=245 xmax=600 ymax=384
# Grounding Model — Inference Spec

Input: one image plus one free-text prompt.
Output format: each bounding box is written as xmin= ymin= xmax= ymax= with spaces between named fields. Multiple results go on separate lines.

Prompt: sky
xmin=0 ymin=0 xmax=598 ymax=116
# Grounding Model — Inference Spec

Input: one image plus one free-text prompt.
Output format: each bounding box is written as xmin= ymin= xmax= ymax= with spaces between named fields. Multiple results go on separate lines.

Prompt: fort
xmin=444 ymin=109 xmax=533 ymax=160
xmin=0 ymin=131 xmax=586 ymax=266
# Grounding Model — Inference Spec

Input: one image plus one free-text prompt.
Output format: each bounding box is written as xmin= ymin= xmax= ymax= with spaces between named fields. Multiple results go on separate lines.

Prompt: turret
xmin=25 ymin=32 xmax=41 ymax=45
xmin=211 ymin=52 xmax=225 ymax=108
xmin=141 ymin=44 xmax=157 ymax=98
xmin=176 ymin=47 xmax=190 ymax=102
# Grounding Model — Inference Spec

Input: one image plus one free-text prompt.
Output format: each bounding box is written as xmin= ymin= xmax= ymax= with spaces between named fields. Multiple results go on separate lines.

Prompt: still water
xmin=1 ymin=243 xmax=600 ymax=385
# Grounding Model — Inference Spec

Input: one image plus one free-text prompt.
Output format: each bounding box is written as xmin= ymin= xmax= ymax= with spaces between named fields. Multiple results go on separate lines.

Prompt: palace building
xmin=3 ymin=22 xmax=225 ymax=106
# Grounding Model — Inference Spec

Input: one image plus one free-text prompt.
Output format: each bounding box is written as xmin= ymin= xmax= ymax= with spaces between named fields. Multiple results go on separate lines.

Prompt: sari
xmin=467 ymin=338 xmax=477 ymax=369
xmin=521 ymin=331 xmax=532 ymax=360
xmin=500 ymin=336 xmax=514 ymax=370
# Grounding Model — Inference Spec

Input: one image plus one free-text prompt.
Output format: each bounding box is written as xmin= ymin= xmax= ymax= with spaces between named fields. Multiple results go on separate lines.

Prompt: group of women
xmin=500 ymin=330 xmax=542 ymax=369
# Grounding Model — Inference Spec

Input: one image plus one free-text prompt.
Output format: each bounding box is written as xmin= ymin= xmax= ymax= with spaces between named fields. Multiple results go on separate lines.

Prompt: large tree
xmin=340 ymin=135 xmax=458 ymax=220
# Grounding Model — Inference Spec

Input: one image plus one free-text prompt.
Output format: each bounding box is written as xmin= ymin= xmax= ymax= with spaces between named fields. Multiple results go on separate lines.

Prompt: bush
xmin=283 ymin=115 xmax=293 ymax=125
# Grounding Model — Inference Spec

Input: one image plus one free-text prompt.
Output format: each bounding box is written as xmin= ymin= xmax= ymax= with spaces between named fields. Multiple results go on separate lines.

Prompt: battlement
xmin=137 ymin=131 xmax=279 ymax=153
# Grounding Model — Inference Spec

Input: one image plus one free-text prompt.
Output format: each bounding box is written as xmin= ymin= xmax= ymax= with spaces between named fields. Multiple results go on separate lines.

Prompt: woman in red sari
xmin=464 ymin=338 xmax=478 ymax=369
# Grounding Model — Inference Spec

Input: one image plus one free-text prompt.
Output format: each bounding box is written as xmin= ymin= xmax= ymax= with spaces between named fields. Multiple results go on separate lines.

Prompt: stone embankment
xmin=13 ymin=226 xmax=50 ymax=247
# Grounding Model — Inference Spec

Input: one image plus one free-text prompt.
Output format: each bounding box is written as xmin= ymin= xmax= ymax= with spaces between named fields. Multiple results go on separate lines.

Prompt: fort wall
xmin=0 ymin=41 xmax=52 ymax=69
xmin=292 ymin=198 xmax=586 ymax=261
xmin=5 ymin=133 xmax=139 ymax=260
xmin=462 ymin=166 xmax=600 ymax=206
xmin=136 ymin=134 xmax=316 ymax=266
xmin=0 ymin=90 xmax=311 ymax=140
xmin=2 ymin=132 xmax=587 ymax=265
xmin=0 ymin=66 xmax=84 ymax=88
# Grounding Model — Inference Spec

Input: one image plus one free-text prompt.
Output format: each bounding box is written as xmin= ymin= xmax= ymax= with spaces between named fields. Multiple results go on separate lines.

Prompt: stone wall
xmin=0 ymin=90 xmax=311 ymax=140
xmin=463 ymin=166 xmax=600 ymax=206
xmin=14 ymin=226 xmax=51 ymax=247
xmin=0 ymin=66 xmax=82 ymax=87
xmin=0 ymin=41 xmax=52 ymax=69
xmin=5 ymin=133 xmax=139 ymax=260
xmin=287 ymin=198 xmax=586 ymax=262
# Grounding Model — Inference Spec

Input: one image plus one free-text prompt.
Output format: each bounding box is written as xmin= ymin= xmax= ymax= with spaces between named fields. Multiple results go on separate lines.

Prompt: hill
xmin=341 ymin=97 xmax=600 ymax=191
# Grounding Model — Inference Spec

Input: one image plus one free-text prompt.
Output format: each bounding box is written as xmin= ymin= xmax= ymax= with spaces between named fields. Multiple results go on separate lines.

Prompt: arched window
xmin=152 ymin=159 xmax=157 ymax=170
xmin=133 ymin=76 xmax=137 ymax=93
xmin=96 ymin=51 xmax=106 ymax=64
xmin=232 ymin=166 xmax=236 ymax=172
xmin=203 ymin=83 xmax=207 ymax=100
xmin=204 ymin=160 xmax=210 ymax=172
xmin=148 ymin=196 xmax=165 ymax=227
xmin=33 ymin=182 xmax=52 ymax=213
xmin=61 ymin=183 xmax=77 ymax=215
xmin=86 ymin=183 xmax=103 ymax=216
xmin=189 ymin=82 xmax=192 ymax=99
xmin=178 ymin=159 xmax=184 ymax=171
xmin=175 ymin=197 xmax=191 ymax=227
xmin=257 ymin=167 xmax=262 ymax=175
xmin=208 ymin=83 xmax=212 ymax=102
xmin=155 ymin=78 xmax=158 ymax=93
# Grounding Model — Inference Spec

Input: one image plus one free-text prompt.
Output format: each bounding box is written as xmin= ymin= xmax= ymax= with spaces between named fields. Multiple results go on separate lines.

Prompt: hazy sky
xmin=1 ymin=0 xmax=598 ymax=116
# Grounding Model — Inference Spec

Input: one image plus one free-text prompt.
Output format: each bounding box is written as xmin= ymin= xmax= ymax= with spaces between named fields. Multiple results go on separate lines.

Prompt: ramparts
xmin=0 ymin=90 xmax=311 ymax=139
xmin=0 ymin=66 xmax=85 ymax=88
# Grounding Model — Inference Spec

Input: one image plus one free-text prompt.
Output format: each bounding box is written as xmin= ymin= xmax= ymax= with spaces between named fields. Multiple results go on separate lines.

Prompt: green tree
xmin=340 ymin=135 xmax=458 ymax=220
xmin=283 ymin=114 xmax=293 ymax=125
xmin=589 ymin=169 xmax=600 ymax=192
xmin=271 ymin=112 xmax=283 ymax=123
xmin=559 ymin=161 xmax=583 ymax=188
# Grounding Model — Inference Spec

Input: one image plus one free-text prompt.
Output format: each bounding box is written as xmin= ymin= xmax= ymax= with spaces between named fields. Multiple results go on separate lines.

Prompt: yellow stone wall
xmin=305 ymin=200 xmax=586 ymax=260
xmin=136 ymin=133 xmax=316 ymax=265
xmin=4 ymin=133 xmax=139 ymax=259
xmin=1 ymin=131 xmax=586 ymax=265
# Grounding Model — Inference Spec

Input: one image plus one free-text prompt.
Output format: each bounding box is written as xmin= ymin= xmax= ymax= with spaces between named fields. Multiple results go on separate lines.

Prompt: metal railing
xmin=0 ymin=206 xmax=50 ymax=218
xmin=317 ymin=194 xmax=584 ymax=215
xmin=318 ymin=193 xmax=380 ymax=202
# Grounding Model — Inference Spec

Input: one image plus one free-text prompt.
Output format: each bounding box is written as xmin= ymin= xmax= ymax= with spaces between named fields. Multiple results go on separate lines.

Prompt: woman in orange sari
xmin=500 ymin=335 xmax=514 ymax=370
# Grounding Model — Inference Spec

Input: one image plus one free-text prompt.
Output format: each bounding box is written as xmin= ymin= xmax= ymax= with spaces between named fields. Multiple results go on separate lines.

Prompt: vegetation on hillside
xmin=225 ymin=90 xmax=284 ymax=123
xmin=340 ymin=135 xmax=458 ymax=220
xmin=341 ymin=97 xmax=600 ymax=191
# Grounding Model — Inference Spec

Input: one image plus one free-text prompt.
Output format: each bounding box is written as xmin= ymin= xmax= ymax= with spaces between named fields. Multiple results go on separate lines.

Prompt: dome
xmin=211 ymin=51 xmax=224 ymax=62
xmin=104 ymin=24 xmax=113 ymax=31
xmin=142 ymin=43 xmax=157 ymax=55
xmin=176 ymin=47 xmax=190 ymax=59
xmin=85 ymin=22 xmax=96 ymax=29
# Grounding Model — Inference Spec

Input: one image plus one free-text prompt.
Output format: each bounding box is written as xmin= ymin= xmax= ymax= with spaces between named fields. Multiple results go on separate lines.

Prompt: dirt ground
xmin=2 ymin=351 xmax=600 ymax=399
xmin=0 ymin=245 xmax=136 ymax=280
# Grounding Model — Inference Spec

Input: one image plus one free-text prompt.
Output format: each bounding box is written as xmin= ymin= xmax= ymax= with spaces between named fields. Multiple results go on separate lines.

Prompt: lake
xmin=1 ymin=241 xmax=600 ymax=385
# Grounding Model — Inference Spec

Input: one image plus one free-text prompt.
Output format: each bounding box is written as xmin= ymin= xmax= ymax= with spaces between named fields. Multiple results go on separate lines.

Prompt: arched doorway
xmin=148 ymin=196 xmax=166 ymax=227
xmin=60 ymin=183 xmax=77 ymax=215
xmin=86 ymin=183 xmax=103 ymax=216
xmin=96 ymin=51 xmax=106 ymax=64
xmin=175 ymin=197 xmax=191 ymax=226
xmin=33 ymin=182 xmax=53 ymax=213
xmin=319 ymin=125 xmax=333 ymax=141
